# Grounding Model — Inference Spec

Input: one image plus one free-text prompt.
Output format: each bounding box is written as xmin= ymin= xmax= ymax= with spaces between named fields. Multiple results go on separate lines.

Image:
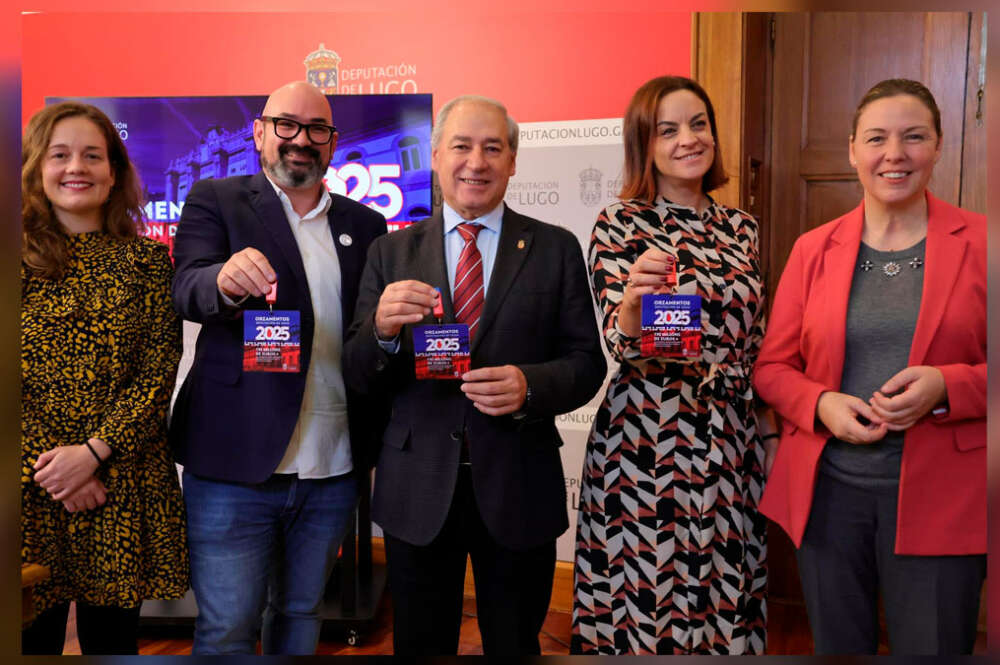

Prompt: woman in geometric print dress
xmin=572 ymin=76 xmax=777 ymax=655
xmin=21 ymin=101 xmax=188 ymax=654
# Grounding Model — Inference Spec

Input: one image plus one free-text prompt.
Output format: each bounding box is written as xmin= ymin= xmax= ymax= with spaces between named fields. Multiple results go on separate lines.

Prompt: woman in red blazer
xmin=753 ymin=79 xmax=985 ymax=655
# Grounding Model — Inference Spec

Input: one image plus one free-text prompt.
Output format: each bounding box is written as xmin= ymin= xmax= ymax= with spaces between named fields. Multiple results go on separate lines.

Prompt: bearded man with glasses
xmin=170 ymin=81 xmax=387 ymax=654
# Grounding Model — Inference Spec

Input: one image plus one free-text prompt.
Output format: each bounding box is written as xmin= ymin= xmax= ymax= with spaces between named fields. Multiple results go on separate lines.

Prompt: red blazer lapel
xmin=821 ymin=205 xmax=865 ymax=389
xmin=908 ymin=192 xmax=968 ymax=365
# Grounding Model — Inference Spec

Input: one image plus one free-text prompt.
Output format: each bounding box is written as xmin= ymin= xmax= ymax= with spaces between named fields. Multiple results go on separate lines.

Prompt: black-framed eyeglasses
xmin=260 ymin=116 xmax=337 ymax=144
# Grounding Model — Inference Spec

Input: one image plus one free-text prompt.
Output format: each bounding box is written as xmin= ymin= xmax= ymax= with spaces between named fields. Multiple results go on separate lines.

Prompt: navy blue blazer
xmin=170 ymin=171 xmax=388 ymax=483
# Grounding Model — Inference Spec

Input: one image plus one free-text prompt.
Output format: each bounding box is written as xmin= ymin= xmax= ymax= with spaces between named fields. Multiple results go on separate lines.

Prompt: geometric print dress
xmin=571 ymin=197 xmax=768 ymax=654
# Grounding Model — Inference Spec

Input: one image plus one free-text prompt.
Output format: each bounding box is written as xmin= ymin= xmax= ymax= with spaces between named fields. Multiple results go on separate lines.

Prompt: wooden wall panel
xmin=961 ymin=12 xmax=987 ymax=213
xmin=804 ymin=179 xmax=864 ymax=232
xmin=692 ymin=12 xmax=744 ymax=210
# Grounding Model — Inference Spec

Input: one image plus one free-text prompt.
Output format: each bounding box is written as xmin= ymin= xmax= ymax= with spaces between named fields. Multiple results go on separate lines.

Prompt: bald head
xmin=261 ymin=81 xmax=332 ymax=124
xmin=254 ymin=80 xmax=336 ymax=193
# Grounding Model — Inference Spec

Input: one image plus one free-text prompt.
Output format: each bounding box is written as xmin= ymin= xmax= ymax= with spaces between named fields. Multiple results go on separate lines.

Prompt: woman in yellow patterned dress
xmin=21 ymin=101 xmax=188 ymax=654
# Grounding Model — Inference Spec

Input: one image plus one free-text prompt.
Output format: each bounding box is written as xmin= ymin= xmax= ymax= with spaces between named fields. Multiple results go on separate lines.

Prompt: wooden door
xmin=767 ymin=12 xmax=978 ymax=296
xmin=764 ymin=11 xmax=983 ymax=606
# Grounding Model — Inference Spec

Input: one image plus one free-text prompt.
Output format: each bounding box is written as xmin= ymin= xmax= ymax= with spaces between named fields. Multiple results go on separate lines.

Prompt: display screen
xmin=47 ymin=94 xmax=434 ymax=251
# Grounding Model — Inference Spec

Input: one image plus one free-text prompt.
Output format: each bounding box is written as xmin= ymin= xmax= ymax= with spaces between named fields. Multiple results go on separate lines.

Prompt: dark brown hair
xmin=619 ymin=75 xmax=728 ymax=202
xmin=851 ymin=78 xmax=942 ymax=140
xmin=22 ymin=101 xmax=145 ymax=280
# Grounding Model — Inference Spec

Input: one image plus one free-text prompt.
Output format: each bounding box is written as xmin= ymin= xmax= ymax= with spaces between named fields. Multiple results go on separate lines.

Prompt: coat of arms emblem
xmin=304 ymin=43 xmax=341 ymax=94
xmin=579 ymin=166 xmax=603 ymax=206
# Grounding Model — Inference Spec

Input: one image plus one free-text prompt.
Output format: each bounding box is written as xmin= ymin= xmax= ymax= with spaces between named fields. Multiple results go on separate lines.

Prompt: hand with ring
xmin=619 ymin=248 xmax=675 ymax=337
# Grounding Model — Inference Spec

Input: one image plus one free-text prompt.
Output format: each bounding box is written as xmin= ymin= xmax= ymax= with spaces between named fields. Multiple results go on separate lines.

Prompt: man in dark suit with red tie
xmin=343 ymin=95 xmax=606 ymax=656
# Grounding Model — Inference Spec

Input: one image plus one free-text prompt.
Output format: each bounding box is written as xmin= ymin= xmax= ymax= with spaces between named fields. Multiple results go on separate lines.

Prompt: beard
xmin=261 ymin=142 xmax=326 ymax=188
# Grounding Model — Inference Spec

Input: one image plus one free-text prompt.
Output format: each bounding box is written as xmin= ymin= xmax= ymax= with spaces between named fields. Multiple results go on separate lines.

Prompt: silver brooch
xmin=859 ymin=257 xmax=923 ymax=277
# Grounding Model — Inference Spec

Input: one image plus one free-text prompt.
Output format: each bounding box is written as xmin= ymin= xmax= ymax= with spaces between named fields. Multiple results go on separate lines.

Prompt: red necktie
xmin=453 ymin=223 xmax=484 ymax=338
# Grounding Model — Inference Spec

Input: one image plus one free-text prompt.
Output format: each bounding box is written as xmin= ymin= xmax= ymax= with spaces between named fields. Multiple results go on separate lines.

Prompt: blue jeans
xmin=183 ymin=470 xmax=357 ymax=655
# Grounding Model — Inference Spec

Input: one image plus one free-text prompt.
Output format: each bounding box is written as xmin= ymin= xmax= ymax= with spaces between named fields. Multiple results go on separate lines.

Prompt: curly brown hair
xmin=22 ymin=101 xmax=145 ymax=280
xmin=619 ymin=76 xmax=728 ymax=202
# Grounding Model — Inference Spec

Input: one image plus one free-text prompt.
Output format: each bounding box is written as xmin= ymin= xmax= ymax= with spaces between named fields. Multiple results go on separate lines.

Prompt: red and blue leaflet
xmin=640 ymin=294 xmax=702 ymax=358
xmin=243 ymin=310 xmax=301 ymax=372
xmin=413 ymin=323 xmax=470 ymax=379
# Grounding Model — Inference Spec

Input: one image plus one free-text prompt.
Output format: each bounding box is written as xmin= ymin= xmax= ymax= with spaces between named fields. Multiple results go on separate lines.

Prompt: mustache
xmin=278 ymin=143 xmax=322 ymax=163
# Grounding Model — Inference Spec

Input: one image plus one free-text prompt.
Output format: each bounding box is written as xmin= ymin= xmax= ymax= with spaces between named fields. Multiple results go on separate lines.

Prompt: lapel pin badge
xmin=338 ymin=233 xmax=353 ymax=247
xmin=517 ymin=239 xmax=526 ymax=250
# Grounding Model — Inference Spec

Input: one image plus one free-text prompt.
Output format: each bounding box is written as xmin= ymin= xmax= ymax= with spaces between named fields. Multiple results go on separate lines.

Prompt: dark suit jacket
xmin=170 ymin=171 xmax=388 ymax=483
xmin=343 ymin=206 xmax=606 ymax=550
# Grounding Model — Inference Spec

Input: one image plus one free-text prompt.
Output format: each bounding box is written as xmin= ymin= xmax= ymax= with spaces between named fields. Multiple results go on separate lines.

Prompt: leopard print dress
xmin=572 ymin=197 xmax=768 ymax=654
xmin=21 ymin=231 xmax=188 ymax=613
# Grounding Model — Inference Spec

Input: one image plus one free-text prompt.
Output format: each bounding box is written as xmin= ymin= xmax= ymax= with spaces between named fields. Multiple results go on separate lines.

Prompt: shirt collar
xmin=655 ymin=193 xmax=717 ymax=216
xmin=442 ymin=201 xmax=504 ymax=235
xmin=264 ymin=172 xmax=332 ymax=221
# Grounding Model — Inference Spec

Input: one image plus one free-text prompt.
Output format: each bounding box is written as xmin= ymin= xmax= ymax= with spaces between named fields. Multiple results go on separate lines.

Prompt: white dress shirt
xmin=264 ymin=176 xmax=352 ymax=478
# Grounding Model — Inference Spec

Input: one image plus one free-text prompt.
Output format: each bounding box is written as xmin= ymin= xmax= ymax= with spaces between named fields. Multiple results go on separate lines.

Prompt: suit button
xmin=450 ymin=430 xmax=461 ymax=441
xmin=375 ymin=359 xmax=386 ymax=371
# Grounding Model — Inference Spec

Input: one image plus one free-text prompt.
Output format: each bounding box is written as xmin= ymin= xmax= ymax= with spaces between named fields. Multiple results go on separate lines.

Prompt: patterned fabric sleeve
xmin=741 ymin=211 xmax=767 ymax=368
xmin=588 ymin=204 xmax=642 ymax=363
xmin=93 ymin=241 xmax=182 ymax=463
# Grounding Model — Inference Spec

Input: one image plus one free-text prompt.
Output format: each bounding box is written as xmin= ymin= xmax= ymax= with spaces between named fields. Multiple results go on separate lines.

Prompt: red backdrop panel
xmin=22 ymin=11 xmax=690 ymax=124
